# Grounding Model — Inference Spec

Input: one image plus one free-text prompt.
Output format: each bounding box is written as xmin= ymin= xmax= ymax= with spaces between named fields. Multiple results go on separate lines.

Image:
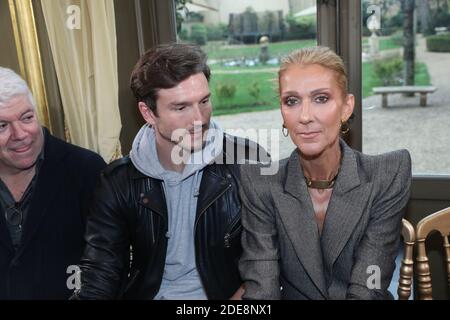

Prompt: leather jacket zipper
xmin=224 ymin=216 xmax=242 ymax=248
xmin=193 ymin=183 xmax=232 ymax=234
xmin=123 ymin=269 xmax=141 ymax=294
xmin=193 ymin=182 xmax=231 ymax=298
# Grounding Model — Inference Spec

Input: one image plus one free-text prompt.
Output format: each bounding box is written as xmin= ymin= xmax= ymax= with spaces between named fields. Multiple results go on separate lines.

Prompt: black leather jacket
xmin=76 ymin=135 xmax=268 ymax=300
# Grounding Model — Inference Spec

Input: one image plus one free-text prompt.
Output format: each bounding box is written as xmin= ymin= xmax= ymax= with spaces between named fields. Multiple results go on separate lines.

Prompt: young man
xmin=75 ymin=43 xmax=268 ymax=299
xmin=0 ymin=67 xmax=106 ymax=299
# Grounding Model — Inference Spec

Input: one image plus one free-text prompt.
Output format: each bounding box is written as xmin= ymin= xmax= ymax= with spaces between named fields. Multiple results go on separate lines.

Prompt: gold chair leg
xmin=416 ymin=240 xmax=433 ymax=300
xmin=398 ymin=241 xmax=414 ymax=300
xmin=444 ymin=236 xmax=450 ymax=290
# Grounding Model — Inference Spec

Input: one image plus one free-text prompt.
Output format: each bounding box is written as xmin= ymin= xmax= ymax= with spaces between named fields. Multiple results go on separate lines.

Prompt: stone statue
xmin=259 ymin=36 xmax=270 ymax=65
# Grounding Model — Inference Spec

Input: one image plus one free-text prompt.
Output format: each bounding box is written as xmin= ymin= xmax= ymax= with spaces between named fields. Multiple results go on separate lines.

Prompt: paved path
xmin=362 ymin=35 xmax=450 ymax=174
xmin=215 ymin=35 xmax=450 ymax=173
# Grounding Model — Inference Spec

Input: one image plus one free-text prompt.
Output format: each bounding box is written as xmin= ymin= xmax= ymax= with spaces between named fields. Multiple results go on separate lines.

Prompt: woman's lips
xmin=299 ymin=131 xmax=320 ymax=139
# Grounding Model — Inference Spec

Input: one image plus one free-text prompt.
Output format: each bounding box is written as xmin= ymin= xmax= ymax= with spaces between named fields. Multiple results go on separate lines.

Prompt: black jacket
xmin=0 ymin=128 xmax=106 ymax=299
xmin=76 ymin=135 xmax=269 ymax=299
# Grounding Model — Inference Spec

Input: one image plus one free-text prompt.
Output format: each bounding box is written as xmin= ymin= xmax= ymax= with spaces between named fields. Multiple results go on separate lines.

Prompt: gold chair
xmin=415 ymin=207 xmax=450 ymax=300
xmin=398 ymin=218 xmax=415 ymax=300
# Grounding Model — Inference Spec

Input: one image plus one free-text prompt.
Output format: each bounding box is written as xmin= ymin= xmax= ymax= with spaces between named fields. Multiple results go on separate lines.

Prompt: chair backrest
xmin=415 ymin=207 xmax=450 ymax=300
xmin=398 ymin=218 xmax=415 ymax=300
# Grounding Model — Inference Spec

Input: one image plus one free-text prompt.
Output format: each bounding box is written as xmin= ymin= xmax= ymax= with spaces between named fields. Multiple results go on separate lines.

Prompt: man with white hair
xmin=0 ymin=67 xmax=106 ymax=299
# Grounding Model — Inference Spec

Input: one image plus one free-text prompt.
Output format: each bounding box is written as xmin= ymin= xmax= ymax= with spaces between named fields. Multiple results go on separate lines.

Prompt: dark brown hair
xmin=130 ymin=43 xmax=210 ymax=115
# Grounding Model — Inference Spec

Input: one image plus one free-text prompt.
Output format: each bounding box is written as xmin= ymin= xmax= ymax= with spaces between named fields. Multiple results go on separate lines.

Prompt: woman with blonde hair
xmin=239 ymin=46 xmax=411 ymax=300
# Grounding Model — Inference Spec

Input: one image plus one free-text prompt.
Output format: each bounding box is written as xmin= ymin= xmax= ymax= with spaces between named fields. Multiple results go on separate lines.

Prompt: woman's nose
xmin=299 ymin=101 xmax=312 ymax=123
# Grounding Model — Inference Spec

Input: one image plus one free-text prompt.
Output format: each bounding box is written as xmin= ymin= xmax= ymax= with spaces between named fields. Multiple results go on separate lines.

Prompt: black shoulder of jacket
xmin=103 ymin=155 xmax=131 ymax=176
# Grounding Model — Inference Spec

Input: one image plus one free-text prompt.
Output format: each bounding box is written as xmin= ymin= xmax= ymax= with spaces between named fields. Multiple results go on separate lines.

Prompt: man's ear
xmin=138 ymin=102 xmax=156 ymax=126
xmin=342 ymin=94 xmax=355 ymax=122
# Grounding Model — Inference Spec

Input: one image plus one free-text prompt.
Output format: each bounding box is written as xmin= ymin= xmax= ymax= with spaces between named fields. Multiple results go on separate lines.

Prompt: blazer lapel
xmin=274 ymin=150 xmax=328 ymax=298
xmin=321 ymin=140 xmax=373 ymax=272
xmin=16 ymin=130 xmax=67 ymax=258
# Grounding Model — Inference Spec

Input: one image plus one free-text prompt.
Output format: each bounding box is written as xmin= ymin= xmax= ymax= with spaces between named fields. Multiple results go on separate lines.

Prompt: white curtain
xmin=41 ymin=0 xmax=122 ymax=162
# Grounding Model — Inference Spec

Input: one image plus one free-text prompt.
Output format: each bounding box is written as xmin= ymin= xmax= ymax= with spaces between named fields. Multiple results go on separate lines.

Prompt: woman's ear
xmin=138 ymin=102 xmax=156 ymax=126
xmin=342 ymin=94 xmax=355 ymax=121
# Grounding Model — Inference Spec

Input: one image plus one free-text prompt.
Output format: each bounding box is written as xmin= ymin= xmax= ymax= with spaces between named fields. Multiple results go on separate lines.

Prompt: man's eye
xmin=315 ymin=95 xmax=329 ymax=104
xmin=0 ymin=123 xmax=7 ymax=130
xmin=201 ymin=98 xmax=210 ymax=104
xmin=23 ymin=115 xmax=34 ymax=122
xmin=285 ymin=97 xmax=299 ymax=106
xmin=176 ymin=106 xmax=186 ymax=111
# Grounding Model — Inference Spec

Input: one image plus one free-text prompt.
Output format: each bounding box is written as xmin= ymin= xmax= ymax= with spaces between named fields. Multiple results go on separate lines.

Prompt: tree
xmin=260 ymin=11 xmax=276 ymax=35
xmin=417 ymin=0 xmax=431 ymax=34
xmin=190 ymin=24 xmax=207 ymax=45
xmin=175 ymin=0 xmax=192 ymax=34
xmin=402 ymin=0 xmax=415 ymax=89
xmin=417 ymin=0 xmax=450 ymax=35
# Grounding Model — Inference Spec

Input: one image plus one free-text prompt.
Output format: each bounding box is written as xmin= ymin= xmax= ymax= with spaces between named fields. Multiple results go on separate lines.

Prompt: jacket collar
xmin=195 ymin=166 xmax=230 ymax=217
xmin=137 ymin=163 xmax=230 ymax=223
xmin=133 ymin=135 xmax=235 ymax=218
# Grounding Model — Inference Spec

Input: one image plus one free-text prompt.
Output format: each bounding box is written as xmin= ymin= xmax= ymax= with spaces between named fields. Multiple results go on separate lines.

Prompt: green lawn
xmin=208 ymin=37 xmax=401 ymax=63
xmin=362 ymin=37 xmax=402 ymax=51
xmin=415 ymin=62 xmax=431 ymax=86
xmin=379 ymin=37 xmax=402 ymax=50
xmin=362 ymin=62 xmax=383 ymax=98
xmin=210 ymin=71 xmax=279 ymax=116
xmin=362 ymin=62 xmax=431 ymax=98
xmin=203 ymin=39 xmax=316 ymax=61
xmin=209 ymin=64 xmax=278 ymax=71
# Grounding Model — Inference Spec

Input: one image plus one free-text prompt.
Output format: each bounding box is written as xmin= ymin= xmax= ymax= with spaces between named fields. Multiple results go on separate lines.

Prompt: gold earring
xmin=340 ymin=120 xmax=350 ymax=134
xmin=282 ymin=124 xmax=289 ymax=137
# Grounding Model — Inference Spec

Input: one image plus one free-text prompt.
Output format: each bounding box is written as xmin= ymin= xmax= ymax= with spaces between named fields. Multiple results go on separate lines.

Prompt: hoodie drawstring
xmin=193 ymin=171 xmax=200 ymax=197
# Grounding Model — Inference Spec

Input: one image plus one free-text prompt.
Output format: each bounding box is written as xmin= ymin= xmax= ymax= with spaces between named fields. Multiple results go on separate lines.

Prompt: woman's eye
xmin=285 ymin=97 xmax=299 ymax=106
xmin=315 ymin=95 xmax=329 ymax=104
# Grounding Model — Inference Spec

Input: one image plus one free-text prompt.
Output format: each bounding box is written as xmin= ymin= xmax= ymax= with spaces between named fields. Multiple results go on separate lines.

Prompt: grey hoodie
xmin=130 ymin=121 xmax=224 ymax=300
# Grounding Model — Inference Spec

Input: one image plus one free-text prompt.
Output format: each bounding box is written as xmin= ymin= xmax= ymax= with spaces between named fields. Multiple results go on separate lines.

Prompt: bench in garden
xmin=373 ymin=86 xmax=437 ymax=108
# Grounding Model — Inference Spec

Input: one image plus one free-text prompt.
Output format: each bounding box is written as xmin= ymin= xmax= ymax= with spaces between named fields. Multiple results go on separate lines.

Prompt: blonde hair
xmin=279 ymin=46 xmax=348 ymax=97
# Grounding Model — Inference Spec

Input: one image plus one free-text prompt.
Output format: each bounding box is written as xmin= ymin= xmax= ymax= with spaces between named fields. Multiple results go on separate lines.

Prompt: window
xmin=176 ymin=0 xmax=318 ymax=160
xmin=362 ymin=0 xmax=450 ymax=175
